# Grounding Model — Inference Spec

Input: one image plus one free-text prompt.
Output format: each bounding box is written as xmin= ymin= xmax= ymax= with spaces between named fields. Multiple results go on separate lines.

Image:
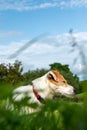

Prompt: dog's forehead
xmin=52 ymin=70 xmax=60 ymax=77
xmin=51 ymin=70 xmax=64 ymax=80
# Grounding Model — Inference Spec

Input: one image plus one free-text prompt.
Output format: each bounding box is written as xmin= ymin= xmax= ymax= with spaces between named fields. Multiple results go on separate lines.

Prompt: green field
xmin=0 ymin=62 xmax=87 ymax=130
xmin=0 ymin=80 xmax=87 ymax=130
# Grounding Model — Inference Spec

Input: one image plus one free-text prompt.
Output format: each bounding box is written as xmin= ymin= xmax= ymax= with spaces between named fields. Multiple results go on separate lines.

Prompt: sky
xmin=0 ymin=0 xmax=87 ymax=80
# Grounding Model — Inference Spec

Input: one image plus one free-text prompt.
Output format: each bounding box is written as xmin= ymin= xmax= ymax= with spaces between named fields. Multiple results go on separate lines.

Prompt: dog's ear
xmin=47 ymin=73 xmax=55 ymax=80
xmin=47 ymin=72 xmax=58 ymax=82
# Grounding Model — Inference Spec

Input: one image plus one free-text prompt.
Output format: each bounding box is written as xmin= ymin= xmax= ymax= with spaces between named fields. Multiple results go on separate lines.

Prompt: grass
xmin=0 ymin=82 xmax=87 ymax=130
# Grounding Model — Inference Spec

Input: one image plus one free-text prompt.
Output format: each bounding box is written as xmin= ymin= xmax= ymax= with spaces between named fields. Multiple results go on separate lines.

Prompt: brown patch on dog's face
xmin=47 ymin=70 xmax=67 ymax=87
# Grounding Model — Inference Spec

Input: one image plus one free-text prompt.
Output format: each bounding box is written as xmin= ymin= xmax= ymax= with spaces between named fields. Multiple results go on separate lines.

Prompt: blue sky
xmin=0 ymin=0 xmax=87 ymax=79
xmin=0 ymin=0 xmax=87 ymax=44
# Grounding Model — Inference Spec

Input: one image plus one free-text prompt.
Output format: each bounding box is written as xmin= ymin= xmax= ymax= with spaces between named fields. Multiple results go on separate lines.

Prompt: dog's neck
xmin=32 ymin=75 xmax=54 ymax=101
xmin=32 ymin=85 xmax=45 ymax=104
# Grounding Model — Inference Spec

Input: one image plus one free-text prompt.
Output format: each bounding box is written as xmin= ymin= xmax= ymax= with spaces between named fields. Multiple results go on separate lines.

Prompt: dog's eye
xmin=62 ymin=81 xmax=66 ymax=83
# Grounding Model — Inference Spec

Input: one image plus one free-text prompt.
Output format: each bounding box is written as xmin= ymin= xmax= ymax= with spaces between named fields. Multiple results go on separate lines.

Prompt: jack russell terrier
xmin=13 ymin=70 xmax=75 ymax=105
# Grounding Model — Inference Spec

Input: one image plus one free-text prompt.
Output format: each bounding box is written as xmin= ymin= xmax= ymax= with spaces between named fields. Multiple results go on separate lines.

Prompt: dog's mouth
xmin=54 ymin=85 xmax=75 ymax=97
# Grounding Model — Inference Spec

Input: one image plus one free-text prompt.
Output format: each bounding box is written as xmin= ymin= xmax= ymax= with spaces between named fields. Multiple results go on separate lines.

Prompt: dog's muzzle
xmin=56 ymin=85 xmax=75 ymax=97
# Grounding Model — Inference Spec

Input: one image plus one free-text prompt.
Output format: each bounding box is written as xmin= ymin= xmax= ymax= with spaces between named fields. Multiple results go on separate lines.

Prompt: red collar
xmin=32 ymin=85 xmax=45 ymax=104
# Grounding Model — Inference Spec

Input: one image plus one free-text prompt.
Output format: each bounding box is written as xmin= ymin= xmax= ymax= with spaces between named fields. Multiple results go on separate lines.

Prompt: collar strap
xmin=32 ymin=85 xmax=45 ymax=104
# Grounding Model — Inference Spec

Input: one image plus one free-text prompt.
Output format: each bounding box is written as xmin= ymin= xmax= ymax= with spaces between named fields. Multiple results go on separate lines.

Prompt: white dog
xmin=13 ymin=70 xmax=74 ymax=105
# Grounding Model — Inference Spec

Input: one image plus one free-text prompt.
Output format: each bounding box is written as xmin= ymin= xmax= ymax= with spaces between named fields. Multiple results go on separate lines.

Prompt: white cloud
xmin=0 ymin=0 xmax=87 ymax=11
xmin=0 ymin=31 xmax=22 ymax=40
xmin=0 ymin=31 xmax=87 ymax=80
xmin=62 ymin=0 xmax=87 ymax=8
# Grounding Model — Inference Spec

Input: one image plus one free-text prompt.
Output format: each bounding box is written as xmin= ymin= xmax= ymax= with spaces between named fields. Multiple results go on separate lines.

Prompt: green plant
xmin=0 ymin=79 xmax=87 ymax=130
xmin=0 ymin=60 xmax=24 ymax=85
xmin=23 ymin=68 xmax=48 ymax=85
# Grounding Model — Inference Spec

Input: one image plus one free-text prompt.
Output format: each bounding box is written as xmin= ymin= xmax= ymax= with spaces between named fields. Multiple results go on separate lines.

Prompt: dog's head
xmin=32 ymin=70 xmax=74 ymax=97
xmin=47 ymin=70 xmax=74 ymax=97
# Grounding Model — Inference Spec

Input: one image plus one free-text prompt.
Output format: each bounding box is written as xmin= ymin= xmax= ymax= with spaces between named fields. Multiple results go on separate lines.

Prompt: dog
xmin=13 ymin=70 xmax=74 ymax=105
